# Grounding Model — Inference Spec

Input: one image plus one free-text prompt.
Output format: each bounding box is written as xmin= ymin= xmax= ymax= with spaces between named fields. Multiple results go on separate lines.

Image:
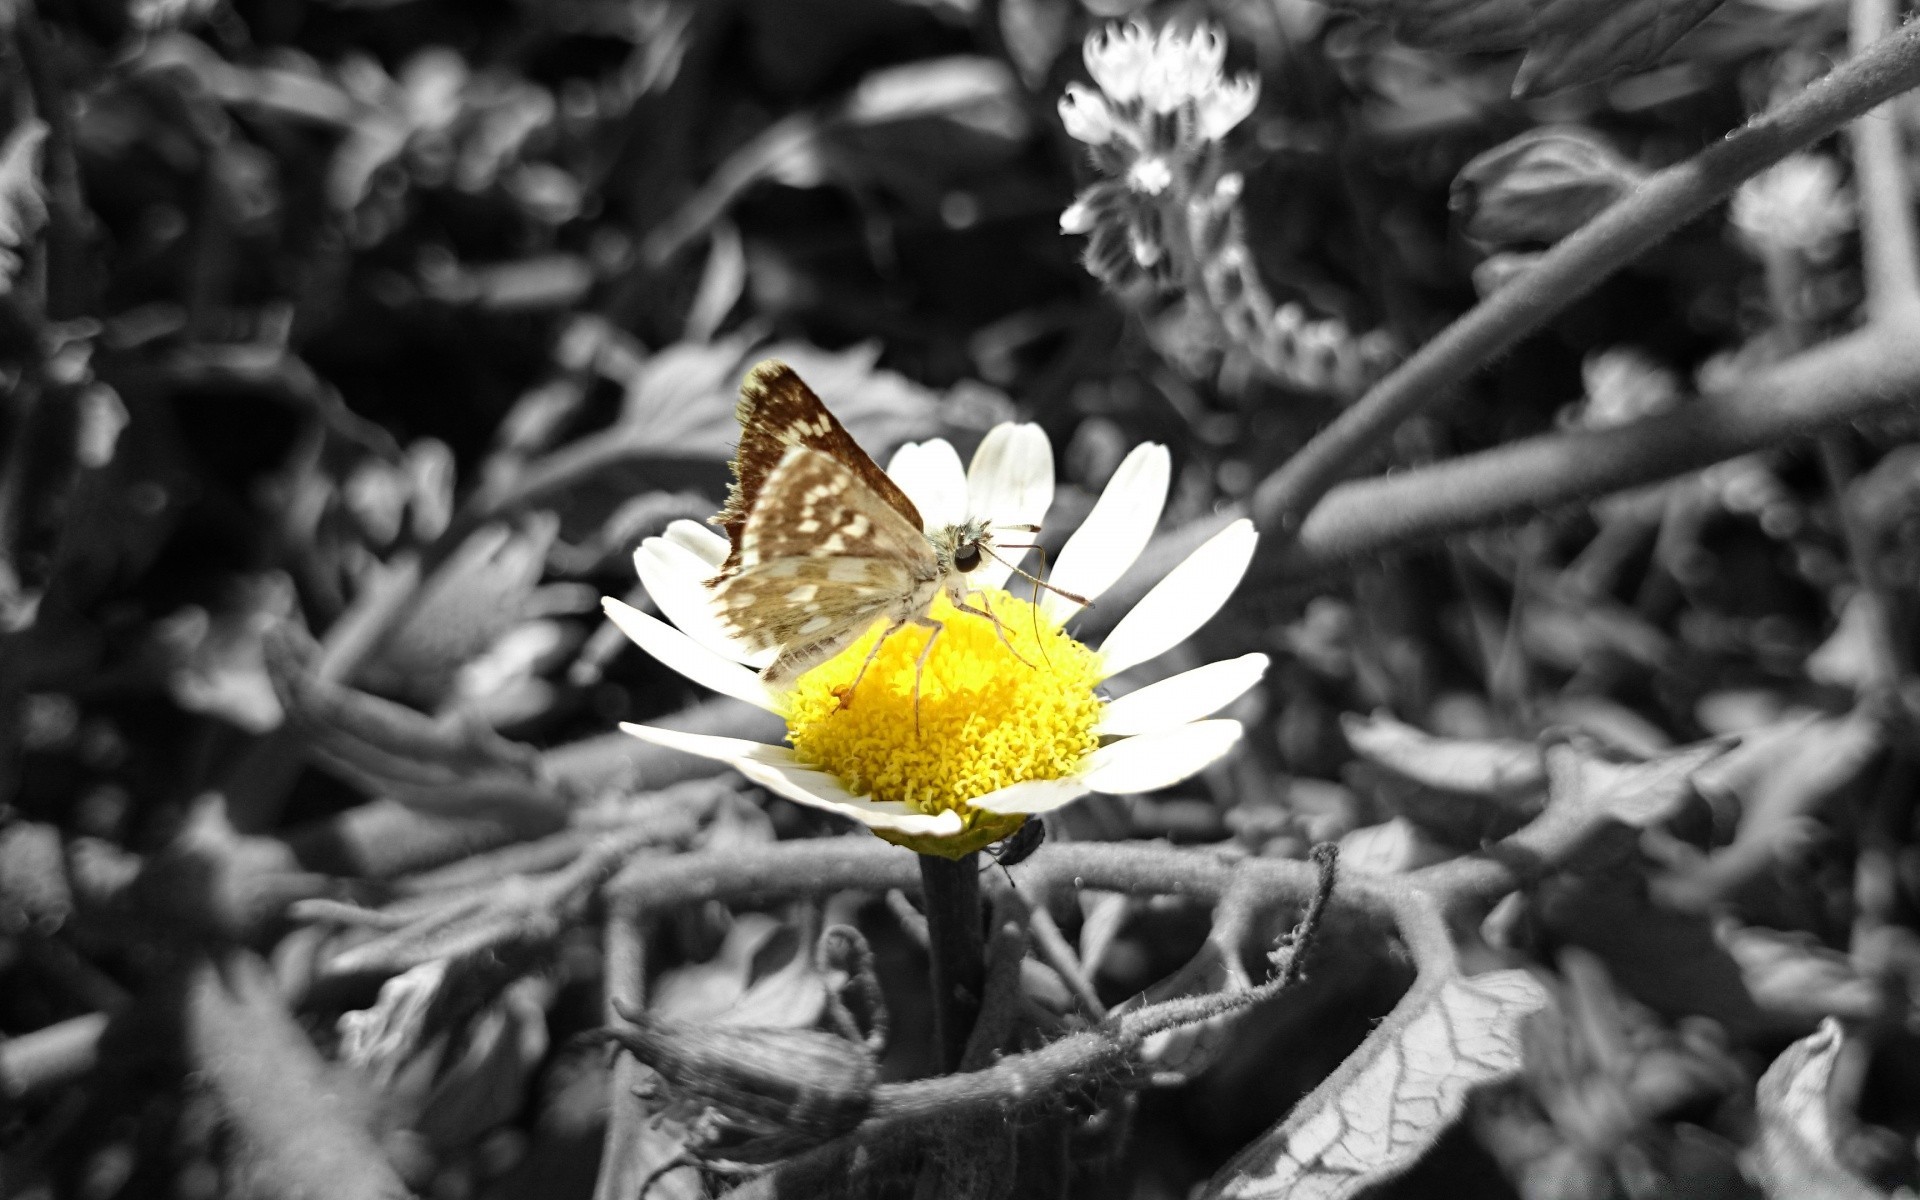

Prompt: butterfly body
xmin=707 ymin=362 xmax=1000 ymax=690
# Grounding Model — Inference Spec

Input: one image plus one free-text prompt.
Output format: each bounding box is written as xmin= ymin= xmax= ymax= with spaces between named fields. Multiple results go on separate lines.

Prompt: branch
xmin=1271 ymin=323 xmax=1920 ymax=577
xmin=1250 ymin=17 xmax=1920 ymax=535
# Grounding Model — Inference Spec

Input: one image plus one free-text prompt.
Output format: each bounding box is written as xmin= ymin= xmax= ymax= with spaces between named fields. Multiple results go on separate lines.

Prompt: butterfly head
xmin=929 ymin=517 xmax=994 ymax=587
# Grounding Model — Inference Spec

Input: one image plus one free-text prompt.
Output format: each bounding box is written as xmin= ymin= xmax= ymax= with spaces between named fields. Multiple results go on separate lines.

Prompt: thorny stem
xmin=918 ymin=852 xmax=987 ymax=1071
xmin=1250 ymin=18 xmax=1920 ymax=538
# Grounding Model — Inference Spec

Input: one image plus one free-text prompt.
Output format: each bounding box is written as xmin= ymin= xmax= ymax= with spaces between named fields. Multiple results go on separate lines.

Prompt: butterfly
xmin=706 ymin=360 xmax=1072 ymax=703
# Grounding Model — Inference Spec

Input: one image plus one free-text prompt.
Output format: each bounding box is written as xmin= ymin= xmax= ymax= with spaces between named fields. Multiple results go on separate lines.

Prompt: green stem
xmin=917 ymin=852 xmax=985 ymax=1071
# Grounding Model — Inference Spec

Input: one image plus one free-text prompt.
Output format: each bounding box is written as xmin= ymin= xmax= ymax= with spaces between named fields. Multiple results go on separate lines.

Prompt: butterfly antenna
xmin=981 ymin=544 xmax=1092 ymax=611
xmin=1030 ymin=544 xmax=1053 ymax=668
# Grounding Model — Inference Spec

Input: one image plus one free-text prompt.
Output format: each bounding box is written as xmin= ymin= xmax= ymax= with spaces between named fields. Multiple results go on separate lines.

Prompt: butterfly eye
xmin=954 ymin=543 xmax=983 ymax=573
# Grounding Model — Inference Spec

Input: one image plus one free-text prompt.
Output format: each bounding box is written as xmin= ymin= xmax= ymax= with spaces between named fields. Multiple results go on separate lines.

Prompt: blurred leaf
xmin=1537 ymin=868 xmax=1766 ymax=1030
xmin=1313 ymin=0 xmax=1729 ymax=95
xmin=1514 ymin=0 xmax=1728 ymax=96
xmin=614 ymin=338 xmax=951 ymax=464
xmin=1749 ymin=1020 xmax=1888 ymax=1200
xmin=1657 ymin=710 xmax=1882 ymax=909
xmin=1544 ymin=735 xmax=1733 ymax=830
xmin=1336 ymin=815 xmax=1456 ymax=872
xmin=361 ymin=516 xmax=558 ymax=708
xmin=1343 ymin=712 xmax=1544 ymax=844
xmin=267 ymin=625 xmax=564 ymax=822
xmin=840 ymin=57 xmax=1020 ymax=130
xmin=0 ymin=118 xmax=48 ymax=291
xmin=153 ymin=573 xmax=296 ymax=733
xmin=1204 ymin=969 xmax=1550 ymax=1199
xmin=1343 ymin=711 xmax=1543 ymax=796
xmin=1718 ymin=922 xmax=1881 ymax=1026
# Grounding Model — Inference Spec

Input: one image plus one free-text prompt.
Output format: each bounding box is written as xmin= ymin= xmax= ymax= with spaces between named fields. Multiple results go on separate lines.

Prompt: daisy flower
xmin=603 ymin=425 xmax=1264 ymax=859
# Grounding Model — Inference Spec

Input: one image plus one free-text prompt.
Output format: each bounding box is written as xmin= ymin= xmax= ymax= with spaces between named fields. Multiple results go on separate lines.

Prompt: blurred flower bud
xmin=1570 ymin=347 xmax=1681 ymax=429
xmin=1731 ymin=153 xmax=1854 ymax=261
xmin=1454 ymin=126 xmax=1646 ymax=249
xmin=1059 ymin=83 xmax=1119 ymax=145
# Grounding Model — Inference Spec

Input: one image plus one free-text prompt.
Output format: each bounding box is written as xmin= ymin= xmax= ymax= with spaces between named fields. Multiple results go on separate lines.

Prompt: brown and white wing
xmin=733 ymin=446 xmax=932 ymax=569
xmin=713 ymin=556 xmax=917 ymax=684
xmin=714 ymin=360 xmax=924 ymax=572
xmin=711 ymin=446 xmax=937 ymax=683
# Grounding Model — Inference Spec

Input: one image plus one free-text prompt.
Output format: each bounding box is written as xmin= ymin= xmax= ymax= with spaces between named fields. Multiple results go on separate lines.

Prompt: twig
xmin=1250 ymin=18 xmax=1920 ymax=536
xmin=0 ymin=1012 xmax=109 ymax=1101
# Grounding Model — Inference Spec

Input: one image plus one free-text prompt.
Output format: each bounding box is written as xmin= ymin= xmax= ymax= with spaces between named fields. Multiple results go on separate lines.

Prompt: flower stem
xmin=918 ymin=852 xmax=985 ymax=1071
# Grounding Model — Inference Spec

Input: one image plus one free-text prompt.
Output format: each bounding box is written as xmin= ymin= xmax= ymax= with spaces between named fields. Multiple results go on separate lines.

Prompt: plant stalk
xmin=918 ymin=852 xmax=986 ymax=1072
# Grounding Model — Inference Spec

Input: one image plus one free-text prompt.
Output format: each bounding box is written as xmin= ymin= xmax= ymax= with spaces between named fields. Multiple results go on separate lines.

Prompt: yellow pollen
xmin=784 ymin=590 xmax=1105 ymax=858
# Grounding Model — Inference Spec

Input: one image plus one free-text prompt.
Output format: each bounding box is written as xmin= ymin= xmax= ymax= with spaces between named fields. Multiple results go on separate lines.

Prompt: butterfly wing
xmin=714 ymin=361 xmax=925 ymax=572
xmin=712 ymin=446 xmax=938 ymax=685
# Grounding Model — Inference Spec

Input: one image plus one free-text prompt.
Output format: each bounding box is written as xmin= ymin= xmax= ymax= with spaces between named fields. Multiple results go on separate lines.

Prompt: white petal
xmin=967 ymin=778 xmax=1089 ymax=816
xmin=1097 ymin=519 xmax=1257 ymax=678
xmin=967 ymin=423 xmax=1054 ymax=591
xmin=617 ymin=722 xmax=794 ymax=767
xmin=732 ymin=758 xmax=965 ymax=836
xmin=1096 ymin=653 xmax=1269 ymax=736
xmin=1041 ymin=443 xmax=1170 ymax=625
xmin=633 ymin=540 xmax=772 ymax=668
xmin=886 ymin=439 xmax=968 ymax=531
xmin=1080 ymin=720 xmax=1244 ymax=795
xmin=665 ymin=519 xmax=728 ymax=570
xmin=603 ymin=599 xmax=780 ymax=712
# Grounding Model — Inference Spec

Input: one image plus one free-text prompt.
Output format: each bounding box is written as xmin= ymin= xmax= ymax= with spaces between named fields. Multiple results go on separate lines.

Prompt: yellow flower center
xmin=784 ymin=590 xmax=1105 ymax=858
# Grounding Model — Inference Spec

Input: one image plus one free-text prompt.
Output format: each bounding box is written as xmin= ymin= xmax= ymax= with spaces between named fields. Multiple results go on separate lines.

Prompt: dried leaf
xmin=1205 ymin=969 xmax=1549 ymax=1199
xmin=1749 ymin=1020 xmax=1888 ymax=1200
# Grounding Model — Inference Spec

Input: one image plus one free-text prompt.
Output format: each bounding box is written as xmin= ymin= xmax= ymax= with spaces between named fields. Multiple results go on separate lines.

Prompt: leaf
xmin=1545 ymin=736 xmax=1734 ymax=829
xmin=1310 ymin=0 xmax=1729 ymax=96
xmin=1341 ymin=712 xmax=1542 ymax=797
xmin=1204 ymin=969 xmax=1549 ymax=1199
xmin=360 ymin=516 xmax=559 ymax=706
xmin=1109 ymin=939 xmax=1254 ymax=1085
xmin=1514 ymin=0 xmax=1728 ymax=98
xmin=1749 ymin=1020 xmax=1889 ymax=1200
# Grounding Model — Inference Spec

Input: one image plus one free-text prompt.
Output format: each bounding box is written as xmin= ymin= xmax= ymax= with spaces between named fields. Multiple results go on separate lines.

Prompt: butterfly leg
xmin=954 ymin=593 xmax=1034 ymax=669
xmin=908 ymin=614 xmax=945 ymax=736
xmin=835 ymin=617 xmax=909 ymax=710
